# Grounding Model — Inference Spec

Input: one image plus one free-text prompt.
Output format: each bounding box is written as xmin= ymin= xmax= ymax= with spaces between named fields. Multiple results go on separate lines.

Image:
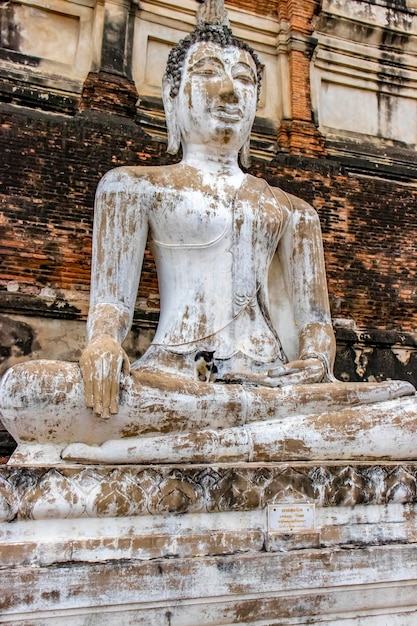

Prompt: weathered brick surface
xmin=79 ymin=72 xmax=138 ymax=118
xmin=252 ymin=154 xmax=417 ymax=331
xmin=229 ymin=0 xmax=323 ymax=158
xmin=227 ymin=0 xmax=279 ymax=16
xmin=0 ymin=105 xmax=161 ymax=303
xmin=285 ymin=0 xmax=321 ymax=34
xmin=276 ymin=0 xmax=326 ymax=155
xmin=1 ymin=102 xmax=416 ymax=331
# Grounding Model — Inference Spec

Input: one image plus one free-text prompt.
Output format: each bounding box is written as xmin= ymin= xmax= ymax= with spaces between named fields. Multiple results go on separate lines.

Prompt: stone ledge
xmin=2 ymin=464 xmax=417 ymax=623
xmin=1 ymin=463 xmax=417 ymax=522
xmin=335 ymin=327 xmax=417 ymax=348
xmin=2 ymin=498 xmax=416 ymax=566
xmin=2 ymin=545 xmax=417 ymax=625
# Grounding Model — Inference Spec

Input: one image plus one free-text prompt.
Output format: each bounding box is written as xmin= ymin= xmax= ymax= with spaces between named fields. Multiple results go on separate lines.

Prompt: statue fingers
xmin=101 ymin=381 xmax=112 ymax=419
xmin=82 ymin=369 xmax=94 ymax=409
xmin=223 ymin=371 xmax=269 ymax=385
xmin=257 ymin=377 xmax=284 ymax=388
xmin=80 ymin=354 xmax=95 ymax=409
xmin=311 ymin=362 xmax=326 ymax=382
xmin=109 ymin=354 xmax=125 ymax=415
xmin=277 ymin=363 xmax=325 ymax=386
xmin=300 ymin=360 xmax=326 ymax=382
xmin=267 ymin=360 xmax=320 ymax=378
xmin=267 ymin=365 xmax=295 ymax=378
xmin=109 ymin=393 xmax=119 ymax=415
xmin=122 ymin=350 xmax=131 ymax=376
xmin=274 ymin=372 xmax=305 ymax=386
xmin=100 ymin=354 xmax=121 ymax=418
xmin=91 ymin=357 xmax=108 ymax=417
xmin=223 ymin=372 xmax=252 ymax=383
xmin=101 ymin=350 xmax=127 ymax=416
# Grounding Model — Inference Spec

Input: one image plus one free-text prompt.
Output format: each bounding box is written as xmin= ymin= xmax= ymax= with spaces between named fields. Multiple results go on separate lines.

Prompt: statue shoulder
xmin=267 ymin=185 xmax=321 ymax=227
xmin=266 ymin=184 xmax=314 ymax=214
xmin=96 ymin=165 xmax=175 ymax=197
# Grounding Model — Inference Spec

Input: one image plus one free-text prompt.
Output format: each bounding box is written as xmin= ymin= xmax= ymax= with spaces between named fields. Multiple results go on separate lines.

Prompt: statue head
xmin=162 ymin=0 xmax=263 ymax=167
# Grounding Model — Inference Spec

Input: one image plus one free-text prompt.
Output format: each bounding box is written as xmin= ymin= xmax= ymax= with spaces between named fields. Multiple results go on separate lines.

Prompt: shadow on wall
xmin=0 ymin=317 xmax=36 ymax=456
xmin=0 ymin=316 xmax=35 ymax=378
xmin=334 ymin=327 xmax=417 ymax=387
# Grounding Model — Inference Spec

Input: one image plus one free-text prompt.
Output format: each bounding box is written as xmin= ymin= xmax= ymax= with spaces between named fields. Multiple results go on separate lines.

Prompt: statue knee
xmin=0 ymin=360 xmax=83 ymax=411
xmin=0 ymin=363 xmax=31 ymax=411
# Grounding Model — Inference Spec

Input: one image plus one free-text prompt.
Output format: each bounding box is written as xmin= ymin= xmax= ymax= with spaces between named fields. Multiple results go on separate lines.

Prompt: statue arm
xmin=81 ymin=167 xmax=149 ymax=417
xmin=225 ymin=189 xmax=336 ymax=389
xmin=88 ymin=168 xmax=148 ymax=340
xmin=278 ymin=194 xmax=336 ymax=379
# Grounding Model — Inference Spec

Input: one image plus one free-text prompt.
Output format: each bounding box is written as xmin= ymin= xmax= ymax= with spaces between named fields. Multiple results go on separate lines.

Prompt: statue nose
xmin=218 ymin=75 xmax=238 ymax=101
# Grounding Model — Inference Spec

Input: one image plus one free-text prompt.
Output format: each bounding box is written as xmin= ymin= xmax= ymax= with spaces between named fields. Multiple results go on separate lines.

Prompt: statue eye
xmin=193 ymin=66 xmax=221 ymax=77
xmin=232 ymin=63 xmax=256 ymax=86
xmin=191 ymin=59 xmax=223 ymax=77
xmin=233 ymin=72 xmax=255 ymax=85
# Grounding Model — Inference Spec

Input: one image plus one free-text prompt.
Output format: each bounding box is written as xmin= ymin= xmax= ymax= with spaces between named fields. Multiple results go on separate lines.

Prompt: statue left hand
xmin=224 ymin=358 xmax=325 ymax=387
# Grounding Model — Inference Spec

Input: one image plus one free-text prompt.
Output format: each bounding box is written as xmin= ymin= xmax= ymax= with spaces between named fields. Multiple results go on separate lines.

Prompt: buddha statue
xmin=1 ymin=0 xmax=416 ymax=465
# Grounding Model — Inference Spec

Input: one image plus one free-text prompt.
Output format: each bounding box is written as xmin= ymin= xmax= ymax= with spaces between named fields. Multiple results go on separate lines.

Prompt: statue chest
xmin=149 ymin=189 xmax=231 ymax=248
xmin=148 ymin=186 xmax=282 ymax=254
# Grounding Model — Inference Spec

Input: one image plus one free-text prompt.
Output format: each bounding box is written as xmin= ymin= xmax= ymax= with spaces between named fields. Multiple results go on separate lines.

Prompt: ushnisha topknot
xmin=196 ymin=0 xmax=230 ymax=27
xmin=164 ymin=0 xmax=263 ymax=100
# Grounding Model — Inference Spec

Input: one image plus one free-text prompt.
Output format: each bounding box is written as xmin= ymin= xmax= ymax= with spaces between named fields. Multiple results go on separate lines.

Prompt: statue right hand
xmin=80 ymin=335 xmax=130 ymax=418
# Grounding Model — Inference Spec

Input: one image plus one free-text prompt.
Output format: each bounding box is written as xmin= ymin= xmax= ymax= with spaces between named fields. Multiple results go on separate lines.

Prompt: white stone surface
xmin=2 ymin=540 xmax=417 ymax=624
xmin=0 ymin=500 xmax=416 ymax=564
xmin=2 ymin=461 xmax=417 ymax=624
xmin=0 ymin=0 xmax=100 ymax=91
xmin=311 ymin=0 xmax=417 ymax=148
xmin=0 ymin=0 xmax=283 ymax=128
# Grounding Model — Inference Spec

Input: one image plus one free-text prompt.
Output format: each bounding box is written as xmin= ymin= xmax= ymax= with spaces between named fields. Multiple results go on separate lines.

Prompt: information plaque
xmin=267 ymin=503 xmax=316 ymax=533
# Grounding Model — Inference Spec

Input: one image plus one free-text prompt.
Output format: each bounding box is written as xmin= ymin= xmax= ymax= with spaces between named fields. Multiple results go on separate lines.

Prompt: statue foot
xmin=61 ymin=443 xmax=104 ymax=463
xmin=61 ymin=395 xmax=417 ymax=464
xmin=7 ymin=443 xmax=66 ymax=466
xmin=62 ymin=429 xmax=251 ymax=464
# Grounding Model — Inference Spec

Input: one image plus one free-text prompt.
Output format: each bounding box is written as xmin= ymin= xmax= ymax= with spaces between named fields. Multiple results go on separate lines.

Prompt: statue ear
xmin=239 ymin=136 xmax=251 ymax=169
xmin=162 ymin=75 xmax=181 ymax=155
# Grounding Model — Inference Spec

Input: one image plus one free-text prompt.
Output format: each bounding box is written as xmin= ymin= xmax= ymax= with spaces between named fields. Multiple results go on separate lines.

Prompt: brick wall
xmin=227 ymin=1 xmax=279 ymax=17
xmin=0 ymin=105 xmax=161 ymax=305
xmin=1 ymin=0 xmax=416 ymax=335
xmin=277 ymin=0 xmax=325 ymax=155
xmin=253 ymin=155 xmax=417 ymax=331
xmin=1 ymin=103 xmax=416 ymax=332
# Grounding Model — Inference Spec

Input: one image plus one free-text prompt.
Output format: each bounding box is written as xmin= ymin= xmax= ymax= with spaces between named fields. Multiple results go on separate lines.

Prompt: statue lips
xmin=212 ymin=105 xmax=243 ymax=123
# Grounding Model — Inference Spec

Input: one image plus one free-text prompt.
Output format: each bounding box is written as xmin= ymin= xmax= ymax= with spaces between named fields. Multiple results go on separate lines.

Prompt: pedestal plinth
xmin=1 ymin=461 xmax=417 ymax=624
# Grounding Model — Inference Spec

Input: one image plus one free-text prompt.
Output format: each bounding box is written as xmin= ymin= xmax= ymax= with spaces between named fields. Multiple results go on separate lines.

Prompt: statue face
xmin=176 ymin=42 xmax=258 ymax=151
